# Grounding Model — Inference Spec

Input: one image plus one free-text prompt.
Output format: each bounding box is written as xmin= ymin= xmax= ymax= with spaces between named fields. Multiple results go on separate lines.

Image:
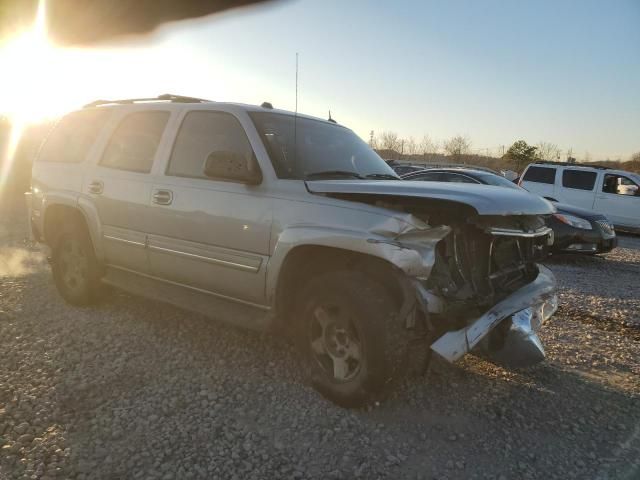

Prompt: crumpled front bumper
xmin=429 ymin=265 xmax=558 ymax=367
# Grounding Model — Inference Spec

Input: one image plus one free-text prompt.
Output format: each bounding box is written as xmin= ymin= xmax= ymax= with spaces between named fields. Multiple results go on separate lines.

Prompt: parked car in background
xmin=27 ymin=94 xmax=558 ymax=406
xmin=385 ymin=160 xmax=427 ymax=176
xmin=519 ymin=161 xmax=640 ymax=233
xmin=402 ymin=167 xmax=617 ymax=254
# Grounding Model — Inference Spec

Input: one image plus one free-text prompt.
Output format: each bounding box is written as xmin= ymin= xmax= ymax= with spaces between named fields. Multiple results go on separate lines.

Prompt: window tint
xmin=408 ymin=172 xmax=447 ymax=182
xmin=522 ymin=166 xmax=556 ymax=184
xmin=38 ymin=110 xmax=110 ymax=163
xmin=602 ymin=174 xmax=640 ymax=196
xmin=475 ymin=172 xmax=521 ymax=189
xmin=100 ymin=111 xmax=169 ymax=173
xmin=562 ymin=169 xmax=597 ymax=190
xmin=168 ymin=111 xmax=254 ymax=179
xmin=440 ymin=173 xmax=478 ymax=184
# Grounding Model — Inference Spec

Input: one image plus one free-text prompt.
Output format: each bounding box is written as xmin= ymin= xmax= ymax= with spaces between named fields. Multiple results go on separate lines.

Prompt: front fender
xmin=265 ymin=223 xmax=451 ymax=303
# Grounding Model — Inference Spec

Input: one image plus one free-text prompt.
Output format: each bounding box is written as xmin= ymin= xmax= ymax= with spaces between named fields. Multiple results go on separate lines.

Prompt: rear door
xmin=519 ymin=165 xmax=557 ymax=199
xmin=557 ymin=168 xmax=598 ymax=209
xmin=594 ymin=173 xmax=640 ymax=228
xmin=84 ymin=109 xmax=171 ymax=273
xmin=145 ymin=109 xmax=272 ymax=305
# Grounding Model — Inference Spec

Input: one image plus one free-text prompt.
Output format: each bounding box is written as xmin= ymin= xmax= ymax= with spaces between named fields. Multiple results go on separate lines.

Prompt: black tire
xmin=51 ymin=220 xmax=103 ymax=306
xmin=294 ymin=271 xmax=409 ymax=407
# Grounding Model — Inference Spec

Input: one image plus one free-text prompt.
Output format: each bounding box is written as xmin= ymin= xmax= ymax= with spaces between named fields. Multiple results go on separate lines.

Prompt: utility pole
xmin=369 ymin=130 xmax=374 ymax=148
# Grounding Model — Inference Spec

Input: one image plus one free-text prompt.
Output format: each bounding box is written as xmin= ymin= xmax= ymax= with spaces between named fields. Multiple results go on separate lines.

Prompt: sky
xmin=1 ymin=0 xmax=639 ymax=160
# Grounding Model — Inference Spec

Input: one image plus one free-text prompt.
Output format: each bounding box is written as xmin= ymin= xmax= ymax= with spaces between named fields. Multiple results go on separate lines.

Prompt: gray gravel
xmin=1 ymin=221 xmax=639 ymax=480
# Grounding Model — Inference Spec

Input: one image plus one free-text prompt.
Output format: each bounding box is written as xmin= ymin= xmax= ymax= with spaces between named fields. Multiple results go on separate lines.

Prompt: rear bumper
xmin=429 ymin=265 xmax=557 ymax=365
xmin=24 ymin=191 xmax=43 ymax=242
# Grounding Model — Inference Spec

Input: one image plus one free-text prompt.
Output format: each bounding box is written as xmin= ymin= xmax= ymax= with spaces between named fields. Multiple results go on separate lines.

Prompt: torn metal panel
xmin=486 ymin=308 xmax=546 ymax=368
xmin=368 ymin=224 xmax=452 ymax=278
xmin=430 ymin=265 xmax=557 ymax=363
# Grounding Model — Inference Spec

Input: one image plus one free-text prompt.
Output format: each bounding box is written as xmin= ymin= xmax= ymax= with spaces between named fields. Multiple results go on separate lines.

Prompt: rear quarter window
xmin=38 ymin=109 xmax=110 ymax=163
xmin=522 ymin=166 xmax=556 ymax=184
xmin=562 ymin=169 xmax=597 ymax=190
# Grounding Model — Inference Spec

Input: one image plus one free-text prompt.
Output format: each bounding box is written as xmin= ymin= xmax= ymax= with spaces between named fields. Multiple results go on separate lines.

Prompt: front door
xmin=594 ymin=173 xmax=640 ymax=228
xmin=145 ymin=110 xmax=272 ymax=306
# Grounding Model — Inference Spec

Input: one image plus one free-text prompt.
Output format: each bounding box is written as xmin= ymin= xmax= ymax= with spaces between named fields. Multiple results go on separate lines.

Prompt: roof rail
xmin=84 ymin=93 xmax=213 ymax=108
xmin=533 ymin=160 xmax=612 ymax=170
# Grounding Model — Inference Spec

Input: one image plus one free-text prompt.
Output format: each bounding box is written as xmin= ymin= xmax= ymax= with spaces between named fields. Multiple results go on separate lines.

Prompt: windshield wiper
xmin=305 ymin=170 xmax=365 ymax=180
xmin=364 ymin=173 xmax=400 ymax=180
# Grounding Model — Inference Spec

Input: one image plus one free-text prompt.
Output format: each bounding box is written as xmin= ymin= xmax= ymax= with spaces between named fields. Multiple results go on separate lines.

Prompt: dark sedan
xmin=402 ymin=167 xmax=617 ymax=254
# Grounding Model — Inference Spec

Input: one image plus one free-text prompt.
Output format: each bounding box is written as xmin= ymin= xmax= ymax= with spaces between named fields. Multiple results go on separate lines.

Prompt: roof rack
xmin=533 ymin=160 xmax=612 ymax=170
xmin=84 ymin=93 xmax=213 ymax=108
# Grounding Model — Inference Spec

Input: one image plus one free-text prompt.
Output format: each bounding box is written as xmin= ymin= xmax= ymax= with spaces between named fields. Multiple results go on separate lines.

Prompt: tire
xmin=294 ymin=271 xmax=409 ymax=407
xmin=51 ymin=220 xmax=103 ymax=306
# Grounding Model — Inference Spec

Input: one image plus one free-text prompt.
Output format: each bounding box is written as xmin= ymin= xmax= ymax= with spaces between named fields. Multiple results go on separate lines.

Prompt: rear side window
xmin=562 ymin=169 xmax=597 ymax=190
xmin=522 ymin=166 xmax=556 ymax=184
xmin=407 ymin=172 xmax=447 ymax=182
xmin=100 ymin=111 xmax=169 ymax=173
xmin=167 ymin=111 xmax=254 ymax=179
xmin=38 ymin=110 xmax=110 ymax=163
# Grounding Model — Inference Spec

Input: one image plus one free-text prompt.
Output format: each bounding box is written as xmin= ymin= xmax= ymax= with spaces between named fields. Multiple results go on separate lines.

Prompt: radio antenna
xmin=294 ymin=52 xmax=300 ymax=176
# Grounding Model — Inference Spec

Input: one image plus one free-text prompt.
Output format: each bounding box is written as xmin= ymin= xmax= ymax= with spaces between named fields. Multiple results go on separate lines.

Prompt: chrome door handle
xmin=152 ymin=189 xmax=173 ymax=205
xmin=88 ymin=180 xmax=104 ymax=195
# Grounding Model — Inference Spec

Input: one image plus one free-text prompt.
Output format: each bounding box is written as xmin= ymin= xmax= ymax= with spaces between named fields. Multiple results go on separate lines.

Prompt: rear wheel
xmin=51 ymin=221 xmax=103 ymax=305
xmin=294 ymin=271 xmax=409 ymax=407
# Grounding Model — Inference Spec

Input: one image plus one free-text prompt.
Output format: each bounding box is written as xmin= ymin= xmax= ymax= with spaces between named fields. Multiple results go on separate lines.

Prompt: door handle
xmin=152 ymin=189 xmax=173 ymax=205
xmin=88 ymin=180 xmax=104 ymax=195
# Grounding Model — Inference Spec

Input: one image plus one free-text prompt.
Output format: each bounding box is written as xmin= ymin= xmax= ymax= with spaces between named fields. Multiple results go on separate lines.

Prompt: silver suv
xmin=27 ymin=94 xmax=558 ymax=406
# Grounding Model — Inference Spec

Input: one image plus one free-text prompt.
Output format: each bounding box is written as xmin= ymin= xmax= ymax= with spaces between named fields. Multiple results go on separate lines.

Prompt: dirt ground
xmin=1 ymin=217 xmax=639 ymax=480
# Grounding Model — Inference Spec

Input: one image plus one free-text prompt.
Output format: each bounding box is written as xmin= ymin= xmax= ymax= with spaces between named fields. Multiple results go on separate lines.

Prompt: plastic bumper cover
xmin=429 ymin=265 xmax=557 ymax=365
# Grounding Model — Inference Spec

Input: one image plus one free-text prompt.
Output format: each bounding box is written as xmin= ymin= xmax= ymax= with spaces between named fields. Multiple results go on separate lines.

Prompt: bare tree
xmin=418 ymin=134 xmax=439 ymax=154
xmin=536 ymin=142 xmax=561 ymax=161
xmin=404 ymin=136 xmax=418 ymax=156
xmin=379 ymin=131 xmax=401 ymax=152
xmin=443 ymin=135 xmax=471 ymax=157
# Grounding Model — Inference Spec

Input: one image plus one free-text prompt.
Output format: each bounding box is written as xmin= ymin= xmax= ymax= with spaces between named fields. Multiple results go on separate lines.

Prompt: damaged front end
xmin=403 ymin=217 xmax=558 ymax=368
xmin=306 ymin=180 xmax=559 ymax=368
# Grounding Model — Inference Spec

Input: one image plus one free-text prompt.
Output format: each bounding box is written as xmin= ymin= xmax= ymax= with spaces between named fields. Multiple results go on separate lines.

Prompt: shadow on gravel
xmin=44 ymin=289 xmax=639 ymax=480
xmin=380 ymin=357 xmax=640 ymax=479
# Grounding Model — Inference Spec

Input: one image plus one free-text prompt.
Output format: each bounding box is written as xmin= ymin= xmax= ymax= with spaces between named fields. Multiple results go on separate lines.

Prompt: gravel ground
xmin=1 ymin=221 xmax=639 ymax=480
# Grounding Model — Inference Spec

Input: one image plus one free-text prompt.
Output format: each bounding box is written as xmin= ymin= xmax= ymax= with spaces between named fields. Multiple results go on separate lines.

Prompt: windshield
xmin=475 ymin=172 xmax=522 ymax=189
xmin=250 ymin=112 xmax=398 ymax=180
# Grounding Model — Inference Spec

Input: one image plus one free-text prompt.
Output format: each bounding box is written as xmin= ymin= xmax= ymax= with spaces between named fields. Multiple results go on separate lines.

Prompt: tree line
xmin=370 ymin=130 xmax=640 ymax=174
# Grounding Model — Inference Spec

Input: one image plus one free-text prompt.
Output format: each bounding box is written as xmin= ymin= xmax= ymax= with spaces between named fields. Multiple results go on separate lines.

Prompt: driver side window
xmin=602 ymin=174 xmax=639 ymax=196
xmin=167 ymin=111 xmax=255 ymax=180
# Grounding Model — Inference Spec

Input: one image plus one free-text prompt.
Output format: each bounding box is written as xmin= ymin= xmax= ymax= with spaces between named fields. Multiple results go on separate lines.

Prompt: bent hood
xmin=306 ymin=180 xmax=555 ymax=216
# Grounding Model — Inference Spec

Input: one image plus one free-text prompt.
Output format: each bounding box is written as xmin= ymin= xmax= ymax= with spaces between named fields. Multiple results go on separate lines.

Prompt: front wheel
xmin=294 ymin=271 xmax=409 ymax=407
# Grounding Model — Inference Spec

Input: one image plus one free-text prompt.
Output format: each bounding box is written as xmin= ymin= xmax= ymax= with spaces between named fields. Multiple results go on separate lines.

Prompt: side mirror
xmin=204 ymin=151 xmax=262 ymax=185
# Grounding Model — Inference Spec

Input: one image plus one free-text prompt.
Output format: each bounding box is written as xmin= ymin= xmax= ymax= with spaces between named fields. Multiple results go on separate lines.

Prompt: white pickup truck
xmin=519 ymin=162 xmax=640 ymax=232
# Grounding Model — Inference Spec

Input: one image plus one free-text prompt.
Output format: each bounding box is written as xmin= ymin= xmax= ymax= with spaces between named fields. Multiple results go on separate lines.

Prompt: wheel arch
xmin=272 ymin=244 xmax=407 ymax=329
xmin=42 ymin=194 xmax=104 ymax=261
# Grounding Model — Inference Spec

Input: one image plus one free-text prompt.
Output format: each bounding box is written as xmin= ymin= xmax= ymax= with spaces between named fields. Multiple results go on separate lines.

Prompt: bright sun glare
xmin=0 ymin=0 xmax=63 ymax=124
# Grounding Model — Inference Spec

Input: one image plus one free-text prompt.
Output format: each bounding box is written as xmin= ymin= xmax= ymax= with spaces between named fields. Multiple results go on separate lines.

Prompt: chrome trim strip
xmin=104 ymin=235 xmax=146 ymax=247
xmin=105 ymin=265 xmax=271 ymax=311
xmin=147 ymin=244 xmax=260 ymax=273
xmin=486 ymin=227 xmax=553 ymax=238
